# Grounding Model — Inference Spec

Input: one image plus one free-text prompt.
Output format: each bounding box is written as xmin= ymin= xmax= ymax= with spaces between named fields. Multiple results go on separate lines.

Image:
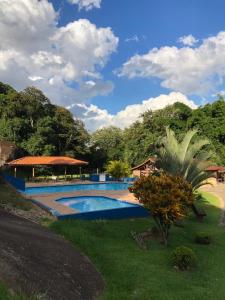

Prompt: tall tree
xmin=90 ymin=126 xmax=125 ymax=168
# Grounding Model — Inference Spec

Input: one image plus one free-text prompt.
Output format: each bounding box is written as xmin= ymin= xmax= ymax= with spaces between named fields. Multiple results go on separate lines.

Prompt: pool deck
xmin=25 ymin=186 xmax=138 ymax=216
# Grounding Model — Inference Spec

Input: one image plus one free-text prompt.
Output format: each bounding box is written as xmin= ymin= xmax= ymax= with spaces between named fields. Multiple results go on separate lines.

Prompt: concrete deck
xmin=27 ymin=189 xmax=138 ymax=216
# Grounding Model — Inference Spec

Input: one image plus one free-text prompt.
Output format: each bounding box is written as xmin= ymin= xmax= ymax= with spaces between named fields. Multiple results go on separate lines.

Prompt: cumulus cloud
xmin=67 ymin=0 xmax=101 ymax=11
xmin=118 ymin=31 xmax=225 ymax=95
xmin=69 ymin=92 xmax=197 ymax=131
xmin=0 ymin=0 xmax=118 ymax=105
xmin=178 ymin=34 xmax=198 ymax=46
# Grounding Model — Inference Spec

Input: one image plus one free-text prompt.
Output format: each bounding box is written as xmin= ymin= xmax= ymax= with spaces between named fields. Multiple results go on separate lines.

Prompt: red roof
xmin=131 ymin=157 xmax=157 ymax=170
xmin=206 ymin=166 xmax=225 ymax=172
xmin=6 ymin=156 xmax=88 ymax=166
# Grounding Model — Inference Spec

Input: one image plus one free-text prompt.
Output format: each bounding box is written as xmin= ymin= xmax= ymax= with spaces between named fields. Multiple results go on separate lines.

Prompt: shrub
xmin=106 ymin=160 xmax=130 ymax=180
xmin=171 ymin=246 xmax=197 ymax=271
xmin=129 ymin=173 xmax=194 ymax=246
xmin=195 ymin=232 xmax=212 ymax=245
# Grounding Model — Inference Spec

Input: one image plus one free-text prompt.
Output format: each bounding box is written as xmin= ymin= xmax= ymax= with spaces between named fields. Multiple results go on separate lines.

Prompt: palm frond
xmin=156 ymin=128 xmax=214 ymax=190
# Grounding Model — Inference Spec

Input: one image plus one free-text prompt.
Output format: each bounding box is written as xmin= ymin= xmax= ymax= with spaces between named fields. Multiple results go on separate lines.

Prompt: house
xmin=206 ymin=166 xmax=225 ymax=182
xmin=131 ymin=157 xmax=157 ymax=177
xmin=0 ymin=141 xmax=16 ymax=166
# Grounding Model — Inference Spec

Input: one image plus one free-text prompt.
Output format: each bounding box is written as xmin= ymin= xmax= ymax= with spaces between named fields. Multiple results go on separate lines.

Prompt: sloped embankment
xmin=0 ymin=210 xmax=104 ymax=299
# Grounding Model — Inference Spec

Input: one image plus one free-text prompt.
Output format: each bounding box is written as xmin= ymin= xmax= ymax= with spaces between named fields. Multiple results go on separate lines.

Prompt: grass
xmin=50 ymin=192 xmax=225 ymax=300
xmin=0 ymin=284 xmax=41 ymax=300
xmin=0 ymin=177 xmax=32 ymax=211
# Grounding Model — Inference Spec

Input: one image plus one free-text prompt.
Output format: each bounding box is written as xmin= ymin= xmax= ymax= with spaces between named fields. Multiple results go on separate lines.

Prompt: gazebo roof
xmin=6 ymin=156 xmax=88 ymax=166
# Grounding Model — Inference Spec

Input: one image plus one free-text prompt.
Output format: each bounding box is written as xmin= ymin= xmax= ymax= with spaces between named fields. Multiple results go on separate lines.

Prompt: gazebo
xmin=6 ymin=156 xmax=88 ymax=179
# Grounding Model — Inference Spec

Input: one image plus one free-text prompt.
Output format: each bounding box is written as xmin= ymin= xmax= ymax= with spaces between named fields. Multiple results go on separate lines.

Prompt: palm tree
xmin=156 ymin=127 xmax=213 ymax=190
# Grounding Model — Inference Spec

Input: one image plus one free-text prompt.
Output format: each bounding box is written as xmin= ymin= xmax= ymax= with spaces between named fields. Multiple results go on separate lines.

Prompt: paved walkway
xmin=201 ymin=184 xmax=225 ymax=225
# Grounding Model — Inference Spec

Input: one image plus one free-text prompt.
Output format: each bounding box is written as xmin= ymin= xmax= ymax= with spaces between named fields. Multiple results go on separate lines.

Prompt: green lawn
xmin=50 ymin=192 xmax=225 ymax=300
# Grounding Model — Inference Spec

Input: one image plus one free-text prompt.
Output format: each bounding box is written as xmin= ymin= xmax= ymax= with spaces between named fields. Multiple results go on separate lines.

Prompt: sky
xmin=0 ymin=0 xmax=225 ymax=131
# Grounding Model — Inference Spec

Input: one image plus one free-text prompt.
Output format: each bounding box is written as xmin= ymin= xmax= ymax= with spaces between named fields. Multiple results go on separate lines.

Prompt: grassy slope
xmin=0 ymin=178 xmax=31 ymax=211
xmin=0 ymin=180 xmax=35 ymax=300
xmin=51 ymin=192 xmax=225 ymax=300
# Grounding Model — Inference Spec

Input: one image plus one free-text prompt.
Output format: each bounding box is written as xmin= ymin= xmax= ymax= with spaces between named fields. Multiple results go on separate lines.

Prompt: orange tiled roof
xmin=206 ymin=166 xmax=225 ymax=172
xmin=6 ymin=156 xmax=88 ymax=166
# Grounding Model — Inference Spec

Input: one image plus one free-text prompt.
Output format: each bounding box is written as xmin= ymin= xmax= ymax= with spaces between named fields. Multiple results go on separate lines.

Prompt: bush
xmin=171 ymin=246 xmax=197 ymax=271
xmin=195 ymin=232 xmax=211 ymax=245
xmin=129 ymin=173 xmax=194 ymax=246
xmin=106 ymin=160 xmax=130 ymax=180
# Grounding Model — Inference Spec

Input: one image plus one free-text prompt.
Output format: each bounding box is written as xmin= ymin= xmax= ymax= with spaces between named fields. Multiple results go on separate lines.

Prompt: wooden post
xmin=65 ymin=166 xmax=67 ymax=180
xmin=32 ymin=167 xmax=35 ymax=178
xmin=14 ymin=167 xmax=17 ymax=178
xmin=79 ymin=166 xmax=82 ymax=179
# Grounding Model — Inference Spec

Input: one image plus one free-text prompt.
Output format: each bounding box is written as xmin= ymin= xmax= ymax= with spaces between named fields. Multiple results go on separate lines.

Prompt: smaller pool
xmin=56 ymin=196 xmax=149 ymax=220
xmin=57 ymin=196 xmax=136 ymax=212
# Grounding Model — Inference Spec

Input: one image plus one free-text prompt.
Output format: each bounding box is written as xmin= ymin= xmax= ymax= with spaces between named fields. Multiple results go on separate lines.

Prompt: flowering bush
xmin=129 ymin=173 xmax=194 ymax=246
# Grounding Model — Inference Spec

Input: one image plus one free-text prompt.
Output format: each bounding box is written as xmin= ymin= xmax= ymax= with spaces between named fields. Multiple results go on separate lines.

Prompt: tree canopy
xmin=0 ymin=81 xmax=225 ymax=168
xmin=0 ymin=82 xmax=89 ymax=159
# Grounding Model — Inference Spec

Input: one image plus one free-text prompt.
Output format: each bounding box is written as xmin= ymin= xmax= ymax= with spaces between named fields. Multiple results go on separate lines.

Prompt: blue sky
xmin=0 ymin=0 xmax=225 ymax=130
xmin=51 ymin=0 xmax=225 ymax=112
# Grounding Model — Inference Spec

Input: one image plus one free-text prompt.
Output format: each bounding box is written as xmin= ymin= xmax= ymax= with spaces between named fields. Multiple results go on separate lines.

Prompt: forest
xmin=0 ymin=81 xmax=225 ymax=169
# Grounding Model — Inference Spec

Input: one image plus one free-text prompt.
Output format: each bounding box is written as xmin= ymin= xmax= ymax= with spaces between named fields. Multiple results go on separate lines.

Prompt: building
xmin=206 ymin=166 xmax=225 ymax=182
xmin=0 ymin=141 xmax=16 ymax=166
xmin=131 ymin=157 xmax=157 ymax=177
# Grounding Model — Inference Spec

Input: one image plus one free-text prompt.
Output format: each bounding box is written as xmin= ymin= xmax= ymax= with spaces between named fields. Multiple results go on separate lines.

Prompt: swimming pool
xmin=58 ymin=196 xmax=136 ymax=212
xmin=24 ymin=182 xmax=130 ymax=195
xmin=56 ymin=196 xmax=149 ymax=220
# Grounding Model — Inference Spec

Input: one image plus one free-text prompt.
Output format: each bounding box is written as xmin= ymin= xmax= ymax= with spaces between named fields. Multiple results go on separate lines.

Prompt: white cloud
xmin=68 ymin=0 xmax=101 ymax=11
xmin=118 ymin=31 xmax=225 ymax=96
xmin=125 ymin=35 xmax=139 ymax=43
xmin=0 ymin=0 xmax=118 ymax=106
xmin=178 ymin=34 xmax=198 ymax=46
xmin=69 ymin=92 xmax=197 ymax=131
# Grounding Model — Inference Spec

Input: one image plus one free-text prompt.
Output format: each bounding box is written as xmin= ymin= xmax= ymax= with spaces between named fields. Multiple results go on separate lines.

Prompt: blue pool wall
xmin=90 ymin=174 xmax=136 ymax=182
xmin=3 ymin=173 xmax=25 ymax=191
xmin=56 ymin=196 xmax=149 ymax=220
xmin=58 ymin=206 xmax=149 ymax=220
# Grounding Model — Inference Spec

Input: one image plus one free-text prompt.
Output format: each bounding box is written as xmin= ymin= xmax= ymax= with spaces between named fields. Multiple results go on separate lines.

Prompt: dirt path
xmin=0 ymin=210 xmax=104 ymax=300
xmin=201 ymin=184 xmax=225 ymax=225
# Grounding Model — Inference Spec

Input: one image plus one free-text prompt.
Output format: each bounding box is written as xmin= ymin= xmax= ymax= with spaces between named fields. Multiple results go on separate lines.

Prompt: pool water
xmin=24 ymin=182 xmax=130 ymax=195
xmin=57 ymin=196 xmax=137 ymax=212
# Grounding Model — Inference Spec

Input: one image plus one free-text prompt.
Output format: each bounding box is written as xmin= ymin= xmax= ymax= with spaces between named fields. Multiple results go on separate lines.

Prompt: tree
xmin=90 ymin=127 xmax=125 ymax=168
xmin=0 ymin=82 xmax=90 ymax=159
xmin=129 ymin=173 xmax=194 ymax=246
xmin=53 ymin=106 xmax=90 ymax=157
xmin=156 ymin=127 xmax=213 ymax=190
xmin=106 ymin=160 xmax=130 ymax=180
